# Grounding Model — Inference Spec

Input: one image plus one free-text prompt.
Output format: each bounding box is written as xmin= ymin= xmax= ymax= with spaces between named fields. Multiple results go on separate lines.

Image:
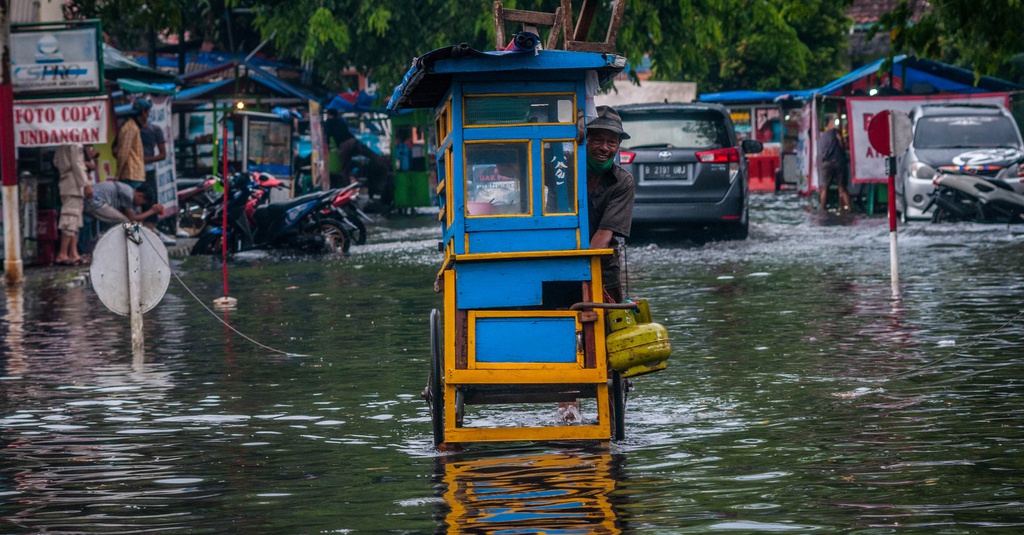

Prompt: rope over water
xmin=142 ymin=232 xmax=308 ymax=357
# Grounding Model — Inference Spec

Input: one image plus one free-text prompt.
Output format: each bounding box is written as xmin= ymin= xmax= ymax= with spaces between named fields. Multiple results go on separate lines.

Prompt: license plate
xmin=643 ymin=164 xmax=687 ymax=180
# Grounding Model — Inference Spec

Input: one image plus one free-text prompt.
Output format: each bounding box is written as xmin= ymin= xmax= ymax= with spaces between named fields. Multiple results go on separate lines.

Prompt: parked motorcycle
xmin=176 ymin=175 xmax=219 ymax=237
xmin=190 ymin=173 xmax=351 ymax=255
xmin=177 ymin=173 xmax=282 ymax=237
xmin=322 ymin=181 xmax=370 ymax=245
xmin=927 ymin=156 xmax=1024 ymax=223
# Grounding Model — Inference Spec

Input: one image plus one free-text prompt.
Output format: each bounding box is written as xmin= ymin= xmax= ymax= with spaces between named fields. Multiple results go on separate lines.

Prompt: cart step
xmin=462 ymin=384 xmax=598 ymax=405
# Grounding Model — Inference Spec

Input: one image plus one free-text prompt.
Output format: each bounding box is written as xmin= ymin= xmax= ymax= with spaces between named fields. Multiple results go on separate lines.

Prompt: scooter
xmin=926 ymin=157 xmax=1024 ymax=223
xmin=190 ymin=173 xmax=351 ymax=255
xmin=176 ymin=175 xmax=220 ymax=237
xmin=177 ymin=173 xmax=282 ymax=237
xmin=321 ymin=181 xmax=371 ymax=245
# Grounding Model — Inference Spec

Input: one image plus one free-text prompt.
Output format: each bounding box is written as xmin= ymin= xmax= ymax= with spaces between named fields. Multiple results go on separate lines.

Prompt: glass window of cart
xmin=465 ymin=142 xmax=530 ymax=216
xmin=464 ymin=94 xmax=574 ymax=126
xmin=542 ymin=141 xmax=576 ymax=214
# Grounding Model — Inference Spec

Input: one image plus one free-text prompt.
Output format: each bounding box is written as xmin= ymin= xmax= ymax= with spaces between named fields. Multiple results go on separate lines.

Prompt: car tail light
xmin=696 ymin=147 xmax=739 ymax=163
xmin=619 ymin=151 xmax=635 ymax=164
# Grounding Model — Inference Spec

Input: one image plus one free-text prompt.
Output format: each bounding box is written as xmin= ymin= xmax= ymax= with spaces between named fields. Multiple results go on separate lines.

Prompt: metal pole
xmin=887 ymin=113 xmax=900 ymax=299
xmin=221 ymin=118 xmax=229 ymax=294
xmin=212 ymin=114 xmax=236 ymax=308
xmin=1 ymin=0 xmax=22 ymax=284
xmin=125 ymin=223 xmax=144 ymax=354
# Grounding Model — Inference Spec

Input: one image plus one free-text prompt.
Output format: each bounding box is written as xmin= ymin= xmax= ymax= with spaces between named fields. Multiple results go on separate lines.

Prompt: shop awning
xmin=175 ymin=78 xmax=234 ymax=100
xmin=699 ymin=89 xmax=816 ymax=104
xmin=117 ymin=78 xmax=177 ymax=95
xmin=174 ymin=65 xmax=318 ymax=102
xmin=103 ymin=44 xmax=180 ymax=84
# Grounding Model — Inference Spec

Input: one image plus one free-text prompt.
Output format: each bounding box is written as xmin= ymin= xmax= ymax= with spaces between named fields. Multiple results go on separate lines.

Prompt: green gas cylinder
xmin=605 ymin=300 xmax=671 ymax=378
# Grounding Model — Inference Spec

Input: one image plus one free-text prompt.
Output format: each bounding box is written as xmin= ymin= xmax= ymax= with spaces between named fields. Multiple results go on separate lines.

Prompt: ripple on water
xmin=3 ymin=197 xmax=1024 ymax=533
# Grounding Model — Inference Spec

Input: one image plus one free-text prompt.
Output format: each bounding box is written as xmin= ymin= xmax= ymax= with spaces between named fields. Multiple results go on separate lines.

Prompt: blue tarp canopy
xmin=699 ymin=89 xmax=815 ymax=104
xmin=147 ymin=51 xmax=294 ymax=72
xmin=326 ymin=91 xmax=377 ymax=113
xmin=175 ymin=78 xmax=233 ymax=100
xmin=817 ymin=55 xmax=1024 ymax=95
xmin=247 ymin=64 xmax=318 ymax=100
xmin=117 ymin=78 xmax=177 ymax=95
xmin=699 ymin=55 xmax=1024 ymax=105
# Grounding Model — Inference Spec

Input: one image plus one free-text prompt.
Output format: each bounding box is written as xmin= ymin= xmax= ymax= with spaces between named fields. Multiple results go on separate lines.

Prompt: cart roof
xmin=387 ymin=46 xmax=626 ymax=112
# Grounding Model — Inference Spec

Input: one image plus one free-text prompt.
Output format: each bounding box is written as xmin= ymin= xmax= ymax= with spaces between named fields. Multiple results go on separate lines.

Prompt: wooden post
xmin=572 ymin=0 xmax=597 ymax=42
xmin=494 ymin=1 xmax=505 ymax=49
xmin=1 ymin=0 xmax=22 ymax=285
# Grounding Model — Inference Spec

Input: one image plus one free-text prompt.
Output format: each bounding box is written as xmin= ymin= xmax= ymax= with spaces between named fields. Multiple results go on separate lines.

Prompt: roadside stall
xmin=797 ymin=56 xmax=1024 ymax=210
xmin=171 ymin=63 xmax=317 ymax=190
xmin=232 ymin=110 xmax=294 ymax=203
xmin=703 ymin=56 xmax=1024 ymax=209
xmin=390 ymin=109 xmax=434 ymax=212
xmin=7 ymin=20 xmax=107 ymax=265
xmin=698 ymin=89 xmax=812 ymax=192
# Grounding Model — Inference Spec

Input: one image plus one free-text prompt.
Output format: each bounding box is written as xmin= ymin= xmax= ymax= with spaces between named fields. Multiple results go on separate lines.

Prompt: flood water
xmin=2 ymin=192 xmax=1024 ymax=533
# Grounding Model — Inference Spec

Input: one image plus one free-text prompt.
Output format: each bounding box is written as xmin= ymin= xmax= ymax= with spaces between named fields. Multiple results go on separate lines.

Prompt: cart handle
xmin=570 ymin=302 xmax=638 ymax=311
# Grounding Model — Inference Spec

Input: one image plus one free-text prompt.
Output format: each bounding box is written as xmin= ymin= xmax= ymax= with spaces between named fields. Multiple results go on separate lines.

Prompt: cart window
xmin=464 ymin=94 xmax=574 ymax=126
xmin=435 ymin=99 xmax=452 ymax=149
xmin=543 ymin=141 xmax=576 ymax=215
xmin=465 ymin=142 xmax=530 ymax=216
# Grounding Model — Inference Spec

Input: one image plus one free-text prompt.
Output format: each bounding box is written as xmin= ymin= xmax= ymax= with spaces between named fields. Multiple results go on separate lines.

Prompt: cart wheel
xmin=610 ymin=370 xmax=627 ymax=441
xmin=429 ymin=309 xmax=444 ymax=447
xmin=455 ymin=389 xmax=465 ymax=427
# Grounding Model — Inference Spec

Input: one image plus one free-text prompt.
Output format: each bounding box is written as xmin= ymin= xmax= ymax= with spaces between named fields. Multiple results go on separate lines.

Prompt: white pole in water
xmin=887 ymin=112 xmax=900 ymax=299
xmin=125 ymin=223 xmax=144 ymax=354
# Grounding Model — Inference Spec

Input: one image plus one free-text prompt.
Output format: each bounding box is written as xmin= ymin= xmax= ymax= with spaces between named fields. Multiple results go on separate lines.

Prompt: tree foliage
xmin=874 ymin=0 xmax=1024 ymax=82
xmin=67 ymin=0 xmax=223 ymax=51
xmin=619 ymin=0 xmax=850 ymax=92
xmin=68 ymin=0 xmax=855 ymax=95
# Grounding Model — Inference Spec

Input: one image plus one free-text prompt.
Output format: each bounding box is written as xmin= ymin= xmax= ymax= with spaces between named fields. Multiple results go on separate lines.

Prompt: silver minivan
xmin=616 ymin=103 xmax=763 ymax=239
xmin=897 ymin=103 xmax=1024 ymax=221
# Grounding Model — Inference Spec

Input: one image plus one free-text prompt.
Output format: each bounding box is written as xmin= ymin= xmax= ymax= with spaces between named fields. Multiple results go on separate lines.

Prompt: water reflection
xmin=436 ymin=449 xmax=624 ymax=534
xmin=4 ymin=283 xmax=25 ymax=378
xmin=2 ymin=195 xmax=1024 ymax=532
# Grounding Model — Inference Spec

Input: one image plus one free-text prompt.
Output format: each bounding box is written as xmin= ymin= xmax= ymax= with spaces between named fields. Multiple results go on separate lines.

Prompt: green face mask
xmin=587 ymin=155 xmax=614 ymax=174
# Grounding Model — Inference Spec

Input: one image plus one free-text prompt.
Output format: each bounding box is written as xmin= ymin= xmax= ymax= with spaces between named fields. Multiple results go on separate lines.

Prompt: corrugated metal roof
xmin=174 ymin=65 xmax=318 ymax=102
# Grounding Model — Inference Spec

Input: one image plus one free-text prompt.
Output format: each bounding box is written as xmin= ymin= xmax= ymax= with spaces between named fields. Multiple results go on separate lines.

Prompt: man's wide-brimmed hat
xmin=587 ymin=105 xmax=630 ymax=140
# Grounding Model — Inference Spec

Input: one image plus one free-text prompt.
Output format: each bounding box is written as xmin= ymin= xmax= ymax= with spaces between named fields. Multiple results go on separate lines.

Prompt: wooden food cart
xmin=389 ymin=5 xmax=669 ymax=448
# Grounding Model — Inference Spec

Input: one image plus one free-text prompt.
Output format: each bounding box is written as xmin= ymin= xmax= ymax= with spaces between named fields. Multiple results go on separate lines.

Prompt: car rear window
xmin=619 ymin=110 xmax=731 ymax=150
xmin=914 ymin=115 xmax=1022 ymax=149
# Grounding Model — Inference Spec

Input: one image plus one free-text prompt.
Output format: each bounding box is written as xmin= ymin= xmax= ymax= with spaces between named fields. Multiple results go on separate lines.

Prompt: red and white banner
xmin=13 ymin=96 xmax=109 ymax=148
xmin=847 ymin=93 xmax=1010 ymax=183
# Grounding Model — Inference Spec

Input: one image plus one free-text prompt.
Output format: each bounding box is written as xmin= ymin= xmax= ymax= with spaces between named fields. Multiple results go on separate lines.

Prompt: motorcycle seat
xmin=253 ymin=189 xmax=338 ymax=228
